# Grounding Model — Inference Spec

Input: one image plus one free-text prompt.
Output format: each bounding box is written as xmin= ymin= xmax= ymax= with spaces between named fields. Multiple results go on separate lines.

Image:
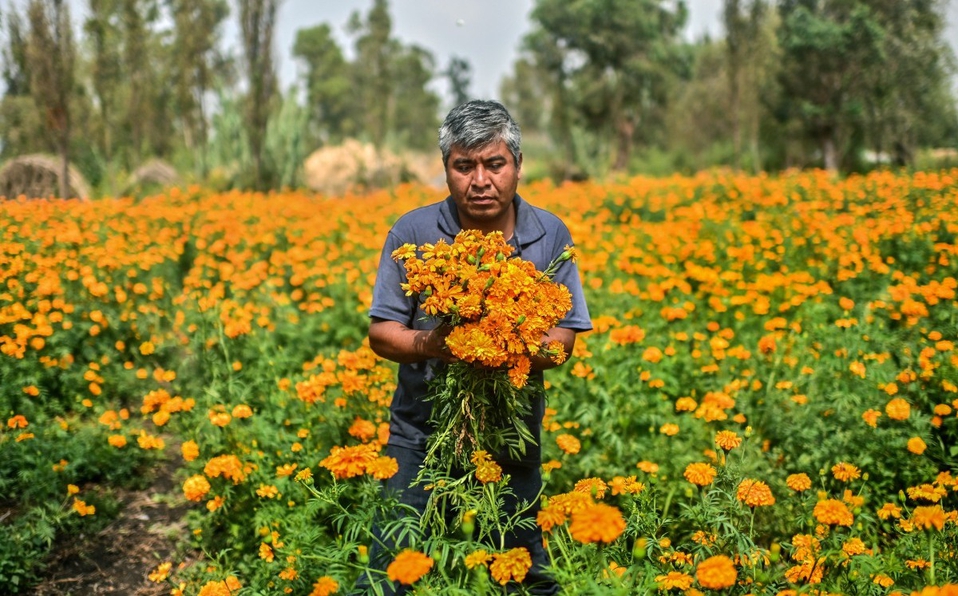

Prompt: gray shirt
xmin=369 ymin=195 xmax=592 ymax=465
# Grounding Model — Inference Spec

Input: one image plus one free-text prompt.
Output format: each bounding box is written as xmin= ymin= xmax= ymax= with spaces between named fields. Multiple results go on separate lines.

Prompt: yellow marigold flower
xmin=67 ymin=484 xmax=80 ymax=495
xmin=309 ymin=576 xmax=339 ymax=596
xmin=276 ymin=462 xmax=298 ymax=477
xmin=736 ymin=479 xmax=776 ymax=507
xmin=139 ymin=341 xmax=155 ymax=355
xmin=696 ymin=555 xmax=737 ymax=590
xmin=181 ymin=440 xmax=200 ymax=462
xmin=183 ymin=474 xmax=211 ymax=502
xmin=715 ymin=430 xmax=742 ymax=451
xmin=295 ymin=468 xmax=313 ymax=483
xmin=256 ymin=484 xmax=279 ymax=499
xmin=907 ymin=437 xmax=927 ymax=454
xmin=905 ymin=559 xmax=930 ymax=570
xmin=206 ymin=496 xmax=224 ymax=512
xmin=464 ymin=549 xmax=491 ymax=569
xmin=813 ymin=499 xmax=854 ymax=526
xmin=208 ymin=409 xmax=232 ymax=427
xmin=675 ymin=397 xmax=697 ymax=411
xmin=885 ymin=397 xmax=911 ymax=420
xmin=907 ymin=483 xmax=948 ymax=503
xmin=556 ymin=434 xmax=581 ymax=455
xmin=386 ymin=550 xmax=433 ymax=586
xmin=786 ymin=473 xmax=812 ymax=492
xmin=489 ymin=547 xmax=532 ymax=585
xmin=568 ymin=502 xmax=626 ymax=544
xmin=683 ymin=462 xmax=717 ymax=487
xmin=656 ymin=571 xmax=694 ymax=591
xmin=108 ymin=434 xmax=127 ymax=448
xmin=831 ymin=462 xmax=861 ymax=482
xmin=367 ymin=456 xmax=399 ymax=480
xmin=279 ymin=567 xmax=298 ymax=581
xmin=259 ymin=542 xmax=275 ymax=562
xmin=148 ymin=561 xmax=172 ymax=582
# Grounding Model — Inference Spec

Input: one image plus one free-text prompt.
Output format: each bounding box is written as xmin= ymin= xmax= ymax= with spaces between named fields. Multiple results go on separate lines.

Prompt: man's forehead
xmin=449 ymin=140 xmax=510 ymax=161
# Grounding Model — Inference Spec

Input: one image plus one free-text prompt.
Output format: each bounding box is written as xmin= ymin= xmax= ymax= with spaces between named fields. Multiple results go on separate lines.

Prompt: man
xmin=364 ymin=99 xmax=591 ymax=594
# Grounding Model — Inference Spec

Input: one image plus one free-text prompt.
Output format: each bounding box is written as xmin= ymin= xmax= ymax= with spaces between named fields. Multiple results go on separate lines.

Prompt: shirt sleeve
xmin=369 ymin=230 xmax=418 ymax=326
xmin=549 ymin=226 xmax=593 ymax=333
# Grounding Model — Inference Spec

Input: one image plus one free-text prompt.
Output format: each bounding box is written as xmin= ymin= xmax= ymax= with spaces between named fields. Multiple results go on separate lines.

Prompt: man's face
xmin=445 ymin=140 xmax=522 ymax=232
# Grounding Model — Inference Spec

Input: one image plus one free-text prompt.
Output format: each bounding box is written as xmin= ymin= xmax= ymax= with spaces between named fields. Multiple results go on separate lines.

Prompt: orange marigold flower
xmin=183 ymin=474 xmax=211 ymax=502
xmin=715 ymin=430 xmax=742 ymax=451
xmin=877 ymin=502 xmax=902 ymax=520
xmin=872 ymin=573 xmax=894 ymax=588
xmin=148 ymin=562 xmax=172 ymax=583
xmin=660 ymin=423 xmax=680 ymax=436
xmin=568 ymin=502 xmax=626 ymax=544
xmin=696 ymin=555 xmax=737 ymax=590
xmin=656 ymin=571 xmax=694 ymax=591
xmin=684 ymin=462 xmax=717 ymax=487
xmin=573 ymin=477 xmax=608 ymax=499
xmin=464 ymin=549 xmax=491 ymax=569
xmin=842 ymin=537 xmax=868 ymax=556
xmin=907 ymin=437 xmax=927 ymax=455
xmin=787 ymin=473 xmax=812 ymax=492
xmin=536 ymin=504 xmax=567 ymax=532
xmin=637 ymin=460 xmax=659 ymax=474
xmin=72 ymin=498 xmax=96 ymax=516
xmin=181 ymin=440 xmax=200 ymax=462
xmin=489 ymin=547 xmax=532 ymax=585
xmin=348 ymin=418 xmax=377 ymax=442
xmin=907 ymin=483 xmax=948 ymax=503
xmin=736 ymin=479 xmax=776 ymax=507
xmin=231 ymin=404 xmax=253 ymax=418
xmin=831 ymin=462 xmax=861 ymax=482
xmin=319 ymin=444 xmax=379 ymax=479
xmin=7 ymin=415 xmax=28 ymax=429
xmin=309 ymin=576 xmax=339 ymax=596
xmin=386 ymin=550 xmax=433 ymax=585
xmin=910 ymin=505 xmax=947 ymax=531
xmin=885 ymin=397 xmax=911 ymax=421
xmin=556 ymin=434 xmax=581 ymax=455
xmin=609 ymin=475 xmax=645 ymax=496
xmin=813 ymin=499 xmax=854 ymax=526
xmin=204 ymin=454 xmax=249 ymax=483
xmin=862 ymin=408 xmax=882 ymax=427
xmin=197 ymin=576 xmax=242 ymax=596
xmin=367 ymin=456 xmax=399 ymax=480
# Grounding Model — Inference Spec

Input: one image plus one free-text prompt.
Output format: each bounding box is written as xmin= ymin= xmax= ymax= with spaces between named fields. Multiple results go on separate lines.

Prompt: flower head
xmin=386 ymin=550 xmax=433 ymax=585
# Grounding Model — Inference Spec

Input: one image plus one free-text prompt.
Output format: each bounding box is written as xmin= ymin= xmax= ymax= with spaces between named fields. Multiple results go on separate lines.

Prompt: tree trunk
xmin=822 ymin=133 xmax=838 ymax=172
xmin=614 ymin=118 xmax=635 ymax=171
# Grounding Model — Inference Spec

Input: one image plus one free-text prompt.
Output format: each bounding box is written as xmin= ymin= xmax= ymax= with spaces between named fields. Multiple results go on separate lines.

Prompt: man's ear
xmin=517 ymin=152 xmax=523 ymax=177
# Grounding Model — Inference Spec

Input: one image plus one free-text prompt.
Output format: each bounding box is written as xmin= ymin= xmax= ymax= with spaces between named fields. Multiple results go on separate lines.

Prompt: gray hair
xmin=438 ymin=100 xmax=522 ymax=167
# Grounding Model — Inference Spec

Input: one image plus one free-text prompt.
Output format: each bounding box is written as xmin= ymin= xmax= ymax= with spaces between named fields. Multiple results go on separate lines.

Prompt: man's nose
xmin=472 ymin=165 xmax=490 ymax=187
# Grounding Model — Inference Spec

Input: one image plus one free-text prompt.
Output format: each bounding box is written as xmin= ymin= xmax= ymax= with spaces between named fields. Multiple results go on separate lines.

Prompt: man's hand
xmin=369 ymin=318 xmax=456 ymax=364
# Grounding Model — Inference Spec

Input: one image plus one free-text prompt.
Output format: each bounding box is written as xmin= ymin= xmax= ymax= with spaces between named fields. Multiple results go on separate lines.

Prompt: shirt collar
xmin=438 ymin=194 xmax=546 ymax=247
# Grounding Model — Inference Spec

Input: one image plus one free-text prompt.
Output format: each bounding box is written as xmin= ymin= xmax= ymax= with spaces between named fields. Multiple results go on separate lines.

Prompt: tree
xmin=392 ymin=44 xmax=440 ymax=150
xmin=238 ymin=0 xmax=280 ymax=189
xmin=777 ymin=0 xmax=885 ymax=171
xmin=723 ymin=0 xmax=779 ymax=171
xmin=84 ymin=0 xmax=123 ymax=169
xmin=167 ymin=0 xmax=230 ymax=174
xmin=525 ymin=0 xmax=689 ymax=171
xmin=347 ymin=0 xmax=395 ymax=149
xmin=442 ymin=55 xmax=472 ymax=108
xmin=292 ymin=23 xmax=355 ymax=146
xmin=26 ymin=0 xmax=76 ymax=198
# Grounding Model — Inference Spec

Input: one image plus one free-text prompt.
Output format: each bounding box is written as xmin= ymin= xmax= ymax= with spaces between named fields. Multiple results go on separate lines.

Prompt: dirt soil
xmin=29 ymin=454 xmax=194 ymax=596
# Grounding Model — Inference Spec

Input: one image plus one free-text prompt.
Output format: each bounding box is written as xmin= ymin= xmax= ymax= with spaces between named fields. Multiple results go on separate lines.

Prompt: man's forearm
xmin=368 ymin=318 xmax=449 ymax=364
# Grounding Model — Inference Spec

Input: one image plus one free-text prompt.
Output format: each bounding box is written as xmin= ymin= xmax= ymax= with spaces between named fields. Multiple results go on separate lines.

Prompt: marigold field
xmin=2 ymin=169 xmax=957 ymax=595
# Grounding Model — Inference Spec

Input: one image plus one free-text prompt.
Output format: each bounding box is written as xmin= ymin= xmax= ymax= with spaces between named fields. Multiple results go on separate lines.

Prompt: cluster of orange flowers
xmin=393 ymin=229 xmax=573 ymax=388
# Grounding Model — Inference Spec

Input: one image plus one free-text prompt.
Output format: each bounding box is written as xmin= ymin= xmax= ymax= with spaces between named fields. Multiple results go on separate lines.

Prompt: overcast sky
xmin=270 ymin=0 xmax=958 ymax=104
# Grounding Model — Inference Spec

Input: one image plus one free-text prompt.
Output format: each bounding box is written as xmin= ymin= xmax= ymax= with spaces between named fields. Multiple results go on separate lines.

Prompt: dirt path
xmin=30 ymin=454 xmax=194 ymax=595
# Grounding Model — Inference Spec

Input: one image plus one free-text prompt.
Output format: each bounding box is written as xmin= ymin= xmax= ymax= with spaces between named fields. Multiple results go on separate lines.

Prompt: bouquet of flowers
xmin=391 ymin=229 xmax=574 ymax=471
